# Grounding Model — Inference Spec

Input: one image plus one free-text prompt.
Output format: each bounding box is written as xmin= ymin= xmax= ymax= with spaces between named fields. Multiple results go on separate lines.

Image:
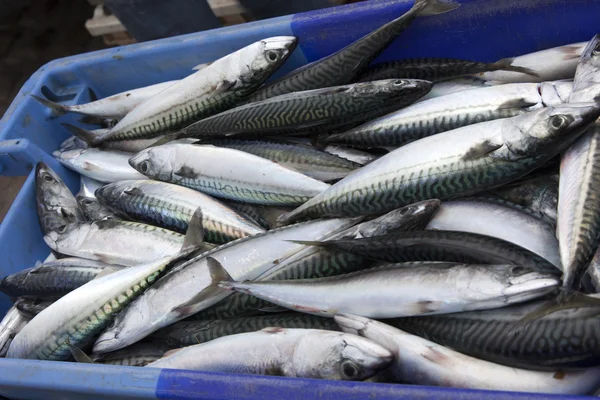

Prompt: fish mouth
xmin=504 ymin=276 xmax=560 ymax=297
xmin=93 ymin=332 xmax=118 ymax=353
xmin=43 ymin=232 xmax=58 ymax=249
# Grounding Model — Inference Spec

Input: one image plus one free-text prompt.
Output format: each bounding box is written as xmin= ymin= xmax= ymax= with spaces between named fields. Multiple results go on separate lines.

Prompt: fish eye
xmin=139 ymin=161 xmax=150 ymax=173
xmin=511 ymin=266 xmax=526 ymax=275
xmin=400 ymin=206 xmax=413 ymax=215
xmin=43 ymin=174 xmax=55 ymax=182
xmin=594 ymin=42 xmax=600 ymax=55
xmin=549 ymin=115 xmax=568 ymax=130
xmin=57 ymin=225 xmax=67 ymax=233
xmin=393 ymin=80 xmax=404 ymax=86
xmin=340 ymin=360 xmax=360 ymax=379
xmin=82 ymin=199 xmax=94 ymax=205
xmin=266 ymin=50 xmax=279 ymax=62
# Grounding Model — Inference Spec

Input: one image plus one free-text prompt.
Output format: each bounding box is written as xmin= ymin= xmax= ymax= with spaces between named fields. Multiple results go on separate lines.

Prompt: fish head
xmin=499 ymin=103 xmax=600 ymax=160
xmin=59 ymin=135 xmax=88 ymax=152
xmin=35 ymin=162 xmax=82 ymax=235
xmin=570 ymin=34 xmax=600 ymax=102
xmin=539 ymin=80 xmax=573 ymax=106
xmin=493 ymin=265 xmax=560 ymax=298
xmin=94 ymin=180 xmax=133 ymax=205
xmin=129 ymin=146 xmax=174 ymax=181
xmin=357 ymin=199 xmax=441 ymax=237
xmin=292 ymin=331 xmax=392 ymax=380
xmin=242 ymin=36 xmax=297 ymax=85
xmin=43 ymin=223 xmax=90 ymax=253
xmin=350 ymin=79 xmax=433 ymax=102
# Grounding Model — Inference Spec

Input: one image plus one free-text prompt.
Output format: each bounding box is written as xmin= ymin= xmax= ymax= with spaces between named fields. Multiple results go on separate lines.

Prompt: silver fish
xmin=146 ymin=327 xmax=392 ymax=381
xmin=92 ymin=342 xmax=169 ymax=366
xmin=335 ymin=314 xmax=600 ymax=395
xmin=129 ymin=144 xmax=330 ymax=206
xmin=417 ymin=76 xmax=492 ymax=102
xmin=0 ymin=303 xmax=29 ymax=357
xmin=53 ymin=148 xmax=146 ymax=183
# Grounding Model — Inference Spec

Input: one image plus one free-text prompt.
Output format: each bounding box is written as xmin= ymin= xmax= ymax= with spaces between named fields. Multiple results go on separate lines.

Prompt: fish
xmin=221 ymin=200 xmax=291 ymax=230
xmin=53 ymin=148 xmax=146 ymax=183
xmin=322 ymin=82 xmax=564 ymax=148
xmin=129 ymin=144 xmax=330 ymax=206
xmin=278 ymin=103 xmax=600 ymax=224
xmin=294 ymin=230 xmax=558 ymax=274
xmin=220 ymin=261 xmax=558 ymax=318
xmin=149 ymin=314 xmax=340 ymax=348
xmin=77 ymin=176 xmax=104 ymax=199
xmin=474 ymin=42 xmax=587 ymax=83
xmin=96 ymin=179 xmax=265 ymax=243
xmin=587 ymin=245 xmax=600 ymax=293
xmin=558 ymin=35 xmax=600 ymax=289
xmin=43 ymin=219 xmax=185 ymax=267
xmin=35 ymin=162 xmax=83 ymax=235
xmin=92 ymin=342 xmax=170 ymax=366
xmin=206 ymin=139 xmax=361 ymax=181
xmin=426 ymin=199 xmax=560 ymax=268
xmin=0 ymin=258 xmax=124 ymax=299
xmin=92 ymin=218 xmax=358 ymax=353
xmin=76 ymin=195 xmax=119 ymax=221
xmin=14 ymin=298 xmax=55 ymax=318
xmin=146 ymin=327 xmax=392 ymax=381
xmin=195 ymin=200 xmax=440 ymax=320
xmin=417 ymin=77 xmax=492 ymax=102
xmin=387 ymin=295 xmax=600 ymax=370
xmin=70 ymin=37 xmax=297 ymax=145
xmin=32 ymin=80 xmax=178 ymax=118
xmin=355 ymin=57 xmax=537 ymax=82
xmin=169 ymin=80 xmax=433 ymax=141
xmin=335 ymin=313 xmax=600 ymax=395
xmin=6 ymin=209 xmax=204 ymax=360
xmin=245 ymin=0 xmax=459 ymax=102
xmin=0 ymin=303 xmax=29 ymax=357
xmin=283 ymin=137 xmax=378 ymax=165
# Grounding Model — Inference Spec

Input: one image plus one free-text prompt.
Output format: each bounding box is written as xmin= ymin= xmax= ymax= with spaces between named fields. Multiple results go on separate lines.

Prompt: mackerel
xmin=14 ymin=299 xmax=54 ymax=318
xmin=77 ymin=195 xmax=118 ymax=221
xmin=0 ymin=303 xmax=29 ymax=357
xmin=92 ymin=342 xmax=169 ymax=366
xmin=222 ymin=200 xmax=291 ymax=230
xmin=278 ymin=104 xmax=600 ymax=223
xmin=53 ymin=148 xmax=145 ymax=183
xmin=129 ymin=144 xmax=330 ymax=206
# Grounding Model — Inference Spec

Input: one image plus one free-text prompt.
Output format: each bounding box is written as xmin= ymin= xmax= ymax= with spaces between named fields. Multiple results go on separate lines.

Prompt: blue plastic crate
xmin=0 ymin=0 xmax=599 ymax=398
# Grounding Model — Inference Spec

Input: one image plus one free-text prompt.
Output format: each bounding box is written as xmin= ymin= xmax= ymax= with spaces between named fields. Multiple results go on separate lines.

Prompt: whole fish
xmin=53 ymin=148 xmax=145 ymax=183
xmin=278 ymin=104 xmax=600 ymax=224
xmin=0 ymin=303 xmax=29 ymax=357
xmin=92 ymin=342 xmax=169 ymax=366
xmin=171 ymin=80 xmax=432 ymax=140
xmin=6 ymin=211 xmax=203 ymax=361
xmin=96 ymin=179 xmax=264 ymax=243
xmin=43 ymin=219 xmax=184 ymax=267
xmin=15 ymin=298 xmax=55 ymax=318
xmin=129 ymin=144 xmax=330 ymax=206
xmin=207 ymin=139 xmax=360 ymax=181
xmin=221 ymin=261 xmax=558 ymax=318
xmin=0 ymin=258 xmax=124 ymax=299
xmin=196 ymin=200 xmax=440 ymax=320
xmin=336 ymin=314 xmax=600 ymax=395
xmin=558 ymin=35 xmax=600 ymax=289
xmin=146 ymin=328 xmax=392 ymax=381
xmin=32 ymin=80 xmax=178 ymax=118
xmin=355 ymin=57 xmax=536 ymax=82
xmin=426 ymin=199 xmax=560 ymax=267
xmin=245 ymin=0 xmax=459 ymax=102
xmin=93 ymin=218 xmax=358 ymax=353
xmin=76 ymin=195 xmax=119 ymax=221
xmin=70 ymin=37 xmax=296 ymax=145
xmin=150 ymin=314 xmax=340 ymax=348
xmin=475 ymin=42 xmax=587 ymax=83
xmin=35 ymin=162 xmax=83 ymax=235
xmin=297 ymin=230 xmax=558 ymax=274
xmin=322 ymin=82 xmax=566 ymax=147
xmin=388 ymin=296 xmax=600 ymax=370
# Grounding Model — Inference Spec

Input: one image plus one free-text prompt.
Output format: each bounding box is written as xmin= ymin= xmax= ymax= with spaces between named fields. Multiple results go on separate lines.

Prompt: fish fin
xmin=171 ymin=257 xmax=232 ymax=317
xmin=149 ymin=132 xmax=179 ymax=147
xmin=29 ymin=261 xmax=45 ymax=273
xmin=262 ymin=327 xmax=285 ymax=333
xmin=421 ymin=346 xmax=453 ymax=366
xmin=192 ymin=61 xmax=212 ymax=71
xmin=214 ymin=80 xmax=237 ymax=95
xmin=413 ymin=300 xmax=443 ymax=314
xmin=509 ymin=291 xmax=600 ymax=334
xmin=61 ymin=123 xmax=101 ymax=147
xmin=83 ymin=161 xmax=102 ymax=172
xmin=258 ymin=305 xmax=289 ymax=313
xmin=496 ymin=97 xmax=540 ymax=110
xmin=182 ymin=207 xmax=204 ymax=252
xmin=87 ymin=88 xmax=98 ymax=102
xmin=284 ymin=239 xmax=330 ymax=248
xmin=162 ymin=348 xmax=184 ymax=358
xmin=490 ymin=58 xmax=539 ymax=77
xmin=275 ymin=209 xmax=304 ymax=226
xmin=461 ymin=139 xmax=503 ymax=161
xmin=416 ymin=0 xmax=460 ymax=16
xmin=174 ymin=166 xmax=198 ymax=180
xmin=31 ymin=95 xmax=69 ymax=116
xmin=559 ymin=45 xmax=584 ymax=61
xmin=66 ymin=339 xmax=95 ymax=363
xmin=334 ymin=313 xmax=368 ymax=336
xmin=123 ymin=187 xmax=144 ymax=196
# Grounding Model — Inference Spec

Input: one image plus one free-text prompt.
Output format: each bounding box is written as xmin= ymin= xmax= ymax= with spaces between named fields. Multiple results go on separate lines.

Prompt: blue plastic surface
xmin=1 ymin=0 xmax=600 ymax=398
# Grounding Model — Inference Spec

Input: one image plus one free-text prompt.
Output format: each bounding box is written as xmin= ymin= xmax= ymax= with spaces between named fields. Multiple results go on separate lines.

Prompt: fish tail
xmin=61 ymin=123 xmax=103 ymax=147
xmin=31 ymin=95 xmax=69 ymax=116
xmin=491 ymin=58 xmax=540 ymax=77
xmin=416 ymin=0 xmax=460 ymax=17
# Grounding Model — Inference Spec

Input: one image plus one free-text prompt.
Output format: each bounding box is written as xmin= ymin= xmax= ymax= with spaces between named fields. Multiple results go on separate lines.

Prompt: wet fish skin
xmin=222 ymin=262 xmax=558 ymax=318
xmin=278 ymin=104 xmax=600 ymax=223
xmin=15 ymin=298 xmax=55 ymax=318
xmin=77 ymin=195 xmax=119 ymax=221
xmin=130 ymin=144 xmax=330 ymax=206
xmin=0 ymin=257 xmax=124 ymax=299
xmin=53 ymin=148 xmax=146 ymax=183
xmin=35 ymin=162 xmax=83 ymax=235
xmin=92 ymin=342 xmax=169 ymax=366
xmin=222 ymin=200 xmax=291 ymax=230
xmin=245 ymin=0 xmax=459 ymax=102
xmin=417 ymin=77 xmax=492 ymax=102
xmin=335 ymin=313 xmax=600 ymax=395
xmin=150 ymin=314 xmax=340 ymax=348
xmin=96 ymin=179 xmax=264 ymax=243
xmin=387 ymin=296 xmax=600 ymax=370
xmin=146 ymin=328 xmax=393 ymax=381
xmin=0 ymin=303 xmax=29 ymax=357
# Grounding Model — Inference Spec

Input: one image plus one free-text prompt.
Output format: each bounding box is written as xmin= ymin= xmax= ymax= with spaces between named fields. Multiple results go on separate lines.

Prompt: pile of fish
xmin=3 ymin=0 xmax=600 ymax=395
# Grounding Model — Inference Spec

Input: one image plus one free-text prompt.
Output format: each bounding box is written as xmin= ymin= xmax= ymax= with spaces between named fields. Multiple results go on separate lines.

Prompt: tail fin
xmin=417 ymin=0 xmax=460 ymax=17
xmin=61 ymin=123 xmax=102 ymax=147
xmin=491 ymin=58 xmax=540 ymax=77
xmin=31 ymin=95 xmax=69 ymax=116
xmin=182 ymin=207 xmax=204 ymax=252
xmin=171 ymin=257 xmax=233 ymax=317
